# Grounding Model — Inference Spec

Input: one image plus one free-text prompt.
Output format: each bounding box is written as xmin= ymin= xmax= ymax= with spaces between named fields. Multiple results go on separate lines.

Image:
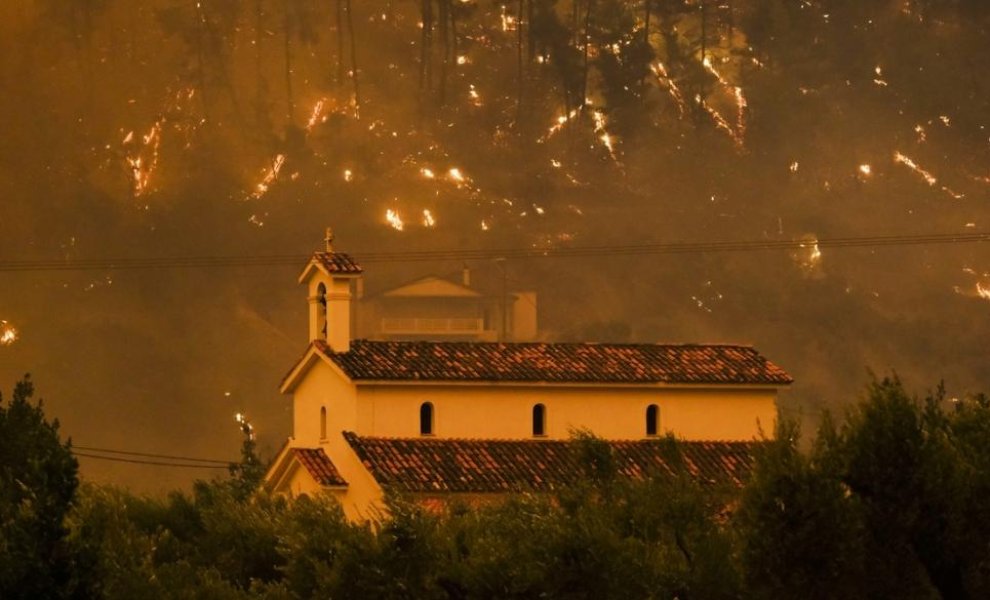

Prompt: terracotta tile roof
xmin=292 ymin=447 xmax=348 ymax=487
xmin=316 ymin=339 xmax=791 ymax=385
xmin=343 ymin=432 xmax=757 ymax=493
xmin=312 ymin=251 xmax=363 ymax=274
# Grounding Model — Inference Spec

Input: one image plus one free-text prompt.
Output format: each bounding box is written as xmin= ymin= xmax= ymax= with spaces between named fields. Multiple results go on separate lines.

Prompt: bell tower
xmin=297 ymin=228 xmax=364 ymax=352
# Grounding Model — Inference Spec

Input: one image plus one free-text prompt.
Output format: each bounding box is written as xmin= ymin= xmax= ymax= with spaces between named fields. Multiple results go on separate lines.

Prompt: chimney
xmin=462 ymin=264 xmax=471 ymax=287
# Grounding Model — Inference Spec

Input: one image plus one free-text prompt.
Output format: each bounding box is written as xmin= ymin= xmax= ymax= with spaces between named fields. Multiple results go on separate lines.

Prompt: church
xmin=263 ymin=232 xmax=792 ymax=520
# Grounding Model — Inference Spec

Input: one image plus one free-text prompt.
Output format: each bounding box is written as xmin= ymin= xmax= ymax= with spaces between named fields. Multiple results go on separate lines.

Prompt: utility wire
xmin=1 ymin=231 xmax=988 ymax=273
xmin=72 ymin=451 xmax=233 ymax=469
xmin=72 ymin=444 xmax=233 ymax=465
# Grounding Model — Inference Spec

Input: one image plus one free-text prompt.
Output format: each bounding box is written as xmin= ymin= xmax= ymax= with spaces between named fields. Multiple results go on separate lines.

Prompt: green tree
xmin=0 ymin=375 xmax=79 ymax=599
xmin=736 ymin=377 xmax=990 ymax=599
xmin=735 ymin=419 xmax=867 ymax=599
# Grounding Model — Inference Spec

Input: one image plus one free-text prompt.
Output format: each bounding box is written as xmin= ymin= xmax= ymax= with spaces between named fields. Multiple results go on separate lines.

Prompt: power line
xmin=1 ymin=231 xmax=988 ymax=273
xmin=72 ymin=445 xmax=233 ymax=466
xmin=73 ymin=451 xmax=232 ymax=469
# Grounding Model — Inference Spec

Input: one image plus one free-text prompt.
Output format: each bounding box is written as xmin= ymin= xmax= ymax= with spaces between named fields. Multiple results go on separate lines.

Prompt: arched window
xmin=320 ymin=406 xmax=327 ymax=440
xmin=316 ymin=283 xmax=328 ymax=339
xmin=646 ymin=404 xmax=659 ymax=437
xmin=532 ymin=403 xmax=546 ymax=437
xmin=420 ymin=402 xmax=434 ymax=436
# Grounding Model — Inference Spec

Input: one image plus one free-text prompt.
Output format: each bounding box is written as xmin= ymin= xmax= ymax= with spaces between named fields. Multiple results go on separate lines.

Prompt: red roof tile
xmin=316 ymin=339 xmax=791 ymax=385
xmin=292 ymin=447 xmax=348 ymax=487
xmin=343 ymin=432 xmax=757 ymax=493
xmin=312 ymin=251 xmax=363 ymax=274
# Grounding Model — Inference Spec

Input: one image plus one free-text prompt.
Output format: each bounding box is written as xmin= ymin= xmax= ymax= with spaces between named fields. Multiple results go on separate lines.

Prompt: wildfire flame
xmin=0 ymin=321 xmax=17 ymax=346
xmin=252 ymin=154 xmax=286 ymax=199
xmin=793 ymin=235 xmax=823 ymax=276
xmin=734 ymin=87 xmax=748 ymax=140
xmin=652 ymin=63 xmax=687 ymax=117
xmin=386 ymin=209 xmax=404 ymax=231
xmin=894 ymin=151 xmax=964 ymax=198
xmin=234 ymin=412 xmax=255 ymax=440
xmin=873 ymin=65 xmax=888 ymax=87
xmin=592 ymin=109 xmax=618 ymax=161
xmin=894 ymin=151 xmax=936 ymax=185
xmin=422 ymin=209 xmax=436 ymax=227
xmin=697 ymin=57 xmax=748 ymax=145
xmin=696 ymin=94 xmax=743 ymax=147
xmin=126 ymin=121 xmax=163 ymax=197
xmin=500 ymin=5 xmax=516 ymax=32
xmin=544 ymin=108 xmax=581 ymax=139
xmin=305 ymin=98 xmax=328 ymax=131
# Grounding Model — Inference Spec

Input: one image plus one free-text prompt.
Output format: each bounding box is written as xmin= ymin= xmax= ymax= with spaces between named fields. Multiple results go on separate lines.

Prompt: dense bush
xmin=5 ymin=375 xmax=990 ymax=598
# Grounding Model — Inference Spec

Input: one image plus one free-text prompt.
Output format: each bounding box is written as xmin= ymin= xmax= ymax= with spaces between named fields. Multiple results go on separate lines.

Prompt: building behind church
xmin=355 ymin=264 xmax=538 ymax=342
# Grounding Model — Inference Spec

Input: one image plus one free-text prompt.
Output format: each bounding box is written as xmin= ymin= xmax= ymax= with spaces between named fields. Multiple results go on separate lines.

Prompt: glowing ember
xmin=420 ymin=167 xmax=436 ymax=179
xmin=734 ymin=86 xmax=748 ymax=141
xmin=978 ymin=282 xmax=990 ymax=301
xmin=500 ymin=5 xmax=516 ymax=31
xmin=794 ymin=235 xmax=823 ymax=276
xmin=234 ymin=412 xmax=255 ymax=440
xmin=652 ymin=63 xmax=687 ymax=117
xmin=447 ymin=168 xmax=465 ymax=182
xmin=592 ymin=110 xmax=618 ymax=161
xmin=873 ymin=66 xmax=888 ymax=86
xmin=0 ymin=321 xmax=17 ymax=346
xmin=696 ymin=94 xmax=742 ymax=147
xmin=422 ymin=209 xmax=436 ymax=227
xmin=702 ymin=56 xmax=730 ymax=87
xmin=468 ymin=85 xmax=482 ymax=106
xmin=894 ymin=152 xmax=936 ymax=185
xmin=551 ymin=159 xmax=561 ymax=168
xmin=790 ymin=161 xmax=800 ymax=173
xmin=480 ymin=219 xmax=489 ymax=231
xmin=700 ymin=57 xmax=748 ymax=143
xmin=343 ymin=169 xmax=353 ymax=182
xmin=386 ymin=209 xmax=404 ymax=231
xmin=126 ymin=121 xmax=163 ymax=197
xmin=253 ymin=154 xmax=286 ymax=198
xmin=544 ymin=108 xmax=581 ymax=139
xmin=305 ymin=98 xmax=328 ymax=131
xmin=457 ymin=55 xmax=468 ymax=65
xmin=859 ymin=164 xmax=872 ymax=176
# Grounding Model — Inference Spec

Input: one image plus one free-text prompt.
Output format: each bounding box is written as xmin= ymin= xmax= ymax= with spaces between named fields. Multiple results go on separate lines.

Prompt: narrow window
xmin=420 ymin=402 xmax=434 ymax=435
xmin=646 ymin=404 xmax=659 ymax=437
xmin=316 ymin=283 xmax=328 ymax=338
xmin=532 ymin=403 xmax=546 ymax=437
xmin=320 ymin=406 xmax=327 ymax=440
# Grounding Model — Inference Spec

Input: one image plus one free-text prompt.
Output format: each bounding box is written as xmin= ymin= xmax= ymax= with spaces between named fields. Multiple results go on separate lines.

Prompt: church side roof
xmin=292 ymin=447 xmax=348 ymax=487
xmin=313 ymin=339 xmax=792 ymax=385
xmin=343 ymin=432 xmax=758 ymax=493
